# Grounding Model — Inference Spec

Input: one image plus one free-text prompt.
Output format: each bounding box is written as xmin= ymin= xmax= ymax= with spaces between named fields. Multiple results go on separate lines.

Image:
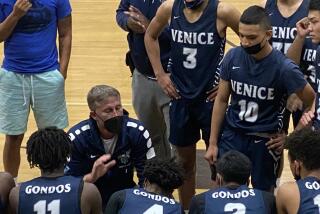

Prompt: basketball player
xmin=205 ymin=5 xmax=315 ymax=192
xmin=190 ymin=150 xmax=276 ymax=213
xmin=264 ymin=0 xmax=317 ymax=129
xmin=295 ymin=0 xmax=320 ymax=130
xmin=277 ymin=128 xmax=320 ymax=213
xmin=8 ymin=127 xmax=107 ymax=214
xmin=106 ymin=158 xmax=184 ymax=213
xmin=145 ymin=0 xmax=240 ymax=209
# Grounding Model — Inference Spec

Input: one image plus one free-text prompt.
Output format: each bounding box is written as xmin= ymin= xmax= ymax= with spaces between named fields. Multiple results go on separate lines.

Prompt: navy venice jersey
xmin=204 ymin=185 xmax=267 ymax=213
xmin=297 ymin=177 xmax=320 ymax=214
xmin=265 ymin=0 xmax=317 ymax=85
xmin=18 ymin=176 xmax=82 ymax=214
xmin=314 ymin=47 xmax=320 ymax=129
xmin=120 ymin=189 xmax=182 ymax=214
xmin=221 ymin=47 xmax=307 ymax=133
xmin=169 ymin=0 xmax=225 ymax=99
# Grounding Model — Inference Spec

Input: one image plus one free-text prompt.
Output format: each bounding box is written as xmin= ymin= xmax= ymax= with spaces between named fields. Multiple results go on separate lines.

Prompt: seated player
xmin=277 ymin=128 xmax=320 ymax=214
xmin=190 ymin=150 xmax=276 ymax=213
xmin=8 ymin=127 xmax=112 ymax=214
xmin=105 ymin=158 xmax=184 ymax=213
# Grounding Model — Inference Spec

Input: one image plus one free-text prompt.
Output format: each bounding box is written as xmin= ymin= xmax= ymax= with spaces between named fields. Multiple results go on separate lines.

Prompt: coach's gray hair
xmin=87 ymin=85 xmax=120 ymax=111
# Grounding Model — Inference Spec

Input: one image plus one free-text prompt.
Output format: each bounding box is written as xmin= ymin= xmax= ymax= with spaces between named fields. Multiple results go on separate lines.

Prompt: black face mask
xmin=104 ymin=116 xmax=124 ymax=134
xmin=241 ymin=37 xmax=267 ymax=55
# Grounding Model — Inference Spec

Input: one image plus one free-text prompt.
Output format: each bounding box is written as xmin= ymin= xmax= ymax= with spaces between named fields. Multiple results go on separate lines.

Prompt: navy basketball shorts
xmin=218 ymin=124 xmax=281 ymax=191
xmin=169 ymin=98 xmax=213 ymax=147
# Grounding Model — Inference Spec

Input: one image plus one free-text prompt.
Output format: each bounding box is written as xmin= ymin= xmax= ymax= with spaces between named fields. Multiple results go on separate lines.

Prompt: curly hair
xmin=26 ymin=127 xmax=72 ymax=173
xmin=285 ymin=127 xmax=320 ymax=171
xmin=143 ymin=158 xmax=185 ymax=193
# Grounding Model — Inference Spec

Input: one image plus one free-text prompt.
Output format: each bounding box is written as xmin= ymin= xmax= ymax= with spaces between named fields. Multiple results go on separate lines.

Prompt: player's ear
xmin=266 ymin=29 xmax=272 ymax=41
xmin=143 ymin=179 xmax=149 ymax=188
xmin=90 ymin=111 xmax=97 ymax=120
xmin=294 ymin=160 xmax=301 ymax=174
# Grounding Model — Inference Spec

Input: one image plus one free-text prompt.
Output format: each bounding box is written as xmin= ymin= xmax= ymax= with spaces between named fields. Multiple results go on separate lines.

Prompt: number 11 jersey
xmin=19 ymin=176 xmax=82 ymax=214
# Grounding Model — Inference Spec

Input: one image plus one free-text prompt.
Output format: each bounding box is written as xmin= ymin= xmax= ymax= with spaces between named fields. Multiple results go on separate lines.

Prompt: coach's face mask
xmin=184 ymin=0 xmax=204 ymax=9
xmin=104 ymin=116 xmax=124 ymax=134
xmin=241 ymin=36 xmax=267 ymax=55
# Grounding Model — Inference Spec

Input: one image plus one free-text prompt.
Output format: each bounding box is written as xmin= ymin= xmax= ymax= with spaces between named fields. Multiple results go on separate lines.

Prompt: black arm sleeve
xmin=189 ymin=193 xmax=205 ymax=214
xmin=261 ymin=191 xmax=277 ymax=214
xmin=105 ymin=190 xmax=126 ymax=214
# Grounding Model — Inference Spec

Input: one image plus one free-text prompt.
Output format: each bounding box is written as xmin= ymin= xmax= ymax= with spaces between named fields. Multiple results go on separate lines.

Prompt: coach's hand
xmin=266 ymin=133 xmax=286 ymax=154
xmin=157 ymin=73 xmax=180 ymax=99
xmin=84 ymin=154 xmax=116 ymax=183
xmin=204 ymin=144 xmax=218 ymax=165
xmin=13 ymin=0 xmax=32 ymax=18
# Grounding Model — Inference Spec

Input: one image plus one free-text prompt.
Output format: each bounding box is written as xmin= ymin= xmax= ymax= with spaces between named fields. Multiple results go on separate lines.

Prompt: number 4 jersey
xmin=18 ymin=176 xmax=82 ymax=214
xmin=106 ymin=188 xmax=183 ymax=214
xmin=169 ymin=0 xmax=225 ymax=99
xmin=220 ymin=47 xmax=307 ymax=133
xmin=189 ymin=185 xmax=276 ymax=214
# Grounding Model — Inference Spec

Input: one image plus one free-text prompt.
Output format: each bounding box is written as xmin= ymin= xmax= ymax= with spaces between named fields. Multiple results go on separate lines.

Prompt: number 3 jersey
xmin=220 ymin=47 xmax=307 ymax=133
xmin=297 ymin=177 xmax=320 ymax=213
xmin=169 ymin=0 xmax=225 ymax=99
xmin=189 ymin=185 xmax=276 ymax=214
xmin=18 ymin=176 xmax=82 ymax=214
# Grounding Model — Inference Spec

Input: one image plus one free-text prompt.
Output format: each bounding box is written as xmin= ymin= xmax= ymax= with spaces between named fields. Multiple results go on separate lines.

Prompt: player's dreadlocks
xmin=285 ymin=127 xmax=320 ymax=171
xmin=26 ymin=127 xmax=72 ymax=173
xmin=143 ymin=158 xmax=185 ymax=195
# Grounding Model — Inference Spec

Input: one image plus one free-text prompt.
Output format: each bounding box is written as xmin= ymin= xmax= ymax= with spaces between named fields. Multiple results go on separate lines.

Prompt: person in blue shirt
xmin=145 ymin=0 xmax=240 ymax=209
xmin=205 ymin=5 xmax=315 ymax=192
xmin=277 ymin=128 xmax=320 ymax=214
xmin=8 ymin=127 xmax=104 ymax=214
xmin=106 ymin=158 xmax=184 ymax=214
xmin=293 ymin=0 xmax=320 ymax=130
xmin=116 ymin=0 xmax=172 ymax=160
xmin=190 ymin=150 xmax=276 ymax=214
xmin=0 ymin=172 xmax=15 ymax=213
xmin=65 ymin=85 xmax=156 ymax=211
xmin=0 ymin=0 xmax=72 ymax=182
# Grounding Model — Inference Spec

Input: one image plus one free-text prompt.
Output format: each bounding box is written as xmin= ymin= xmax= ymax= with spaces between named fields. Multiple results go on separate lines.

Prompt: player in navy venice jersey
xmin=205 ymin=5 xmax=315 ymax=192
xmin=264 ymin=0 xmax=318 ymax=130
xmin=106 ymin=158 xmax=184 ymax=214
xmin=277 ymin=128 xmax=320 ymax=214
xmin=145 ymin=0 xmax=240 ymax=209
xmin=8 ymin=127 xmax=108 ymax=214
xmin=298 ymin=0 xmax=320 ymax=130
xmin=190 ymin=150 xmax=276 ymax=214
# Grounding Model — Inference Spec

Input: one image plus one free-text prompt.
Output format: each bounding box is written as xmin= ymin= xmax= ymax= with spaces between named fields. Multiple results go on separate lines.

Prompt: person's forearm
xmin=59 ymin=33 xmax=72 ymax=78
xmin=209 ymin=97 xmax=228 ymax=146
xmin=144 ymin=32 xmax=165 ymax=77
xmin=286 ymin=35 xmax=305 ymax=65
xmin=0 ymin=13 xmax=22 ymax=42
xmin=116 ymin=0 xmax=130 ymax=31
